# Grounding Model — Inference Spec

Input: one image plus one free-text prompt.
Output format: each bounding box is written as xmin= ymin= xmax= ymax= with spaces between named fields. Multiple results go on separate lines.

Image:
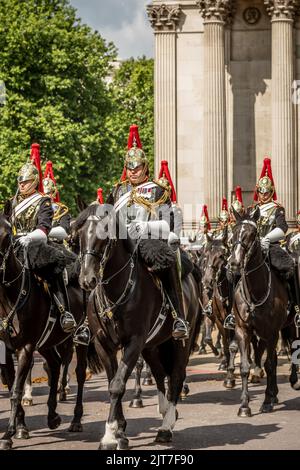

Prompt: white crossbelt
xmin=13 ymin=193 xmax=43 ymax=218
xmin=114 ymin=182 xmax=157 ymax=213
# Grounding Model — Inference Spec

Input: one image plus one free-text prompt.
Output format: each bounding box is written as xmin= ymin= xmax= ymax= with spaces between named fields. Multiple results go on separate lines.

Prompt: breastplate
xmin=257 ymin=203 xmax=277 ymax=238
xmin=12 ymin=199 xmax=42 ymax=236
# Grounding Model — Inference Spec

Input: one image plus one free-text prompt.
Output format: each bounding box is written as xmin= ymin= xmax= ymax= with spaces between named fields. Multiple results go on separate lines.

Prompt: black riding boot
xmin=52 ymin=274 xmax=77 ymax=333
xmin=288 ymin=263 xmax=300 ymax=327
xmin=224 ymin=281 xmax=236 ymax=330
xmin=162 ymin=261 xmax=189 ymax=340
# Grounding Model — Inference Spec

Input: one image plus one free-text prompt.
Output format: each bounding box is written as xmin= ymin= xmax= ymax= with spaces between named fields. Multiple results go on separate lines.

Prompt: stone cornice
xmin=264 ymin=0 xmax=298 ymax=20
xmin=147 ymin=3 xmax=182 ymax=31
xmin=197 ymin=0 xmax=235 ymax=24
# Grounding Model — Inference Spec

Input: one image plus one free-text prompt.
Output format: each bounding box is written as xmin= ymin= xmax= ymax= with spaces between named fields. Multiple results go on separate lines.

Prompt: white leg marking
xmin=157 ymin=391 xmax=168 ymax=417
xmin=101 ymin=420 xmax=119 ymax=446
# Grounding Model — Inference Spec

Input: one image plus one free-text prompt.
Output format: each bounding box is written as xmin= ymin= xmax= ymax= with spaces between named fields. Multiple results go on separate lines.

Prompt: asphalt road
xmin=1 ymin=349 xmax=300 ymax=450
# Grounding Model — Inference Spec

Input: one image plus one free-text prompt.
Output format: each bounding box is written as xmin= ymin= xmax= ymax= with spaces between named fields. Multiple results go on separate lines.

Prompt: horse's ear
xmin=232 ymin=207 xmax=242 ymax=223
xmin=222 ymin=226 xmax=228 ymax=245
xmin=206 ymin=232 xmax=213 ymax=244
xmin=75 ymin=194 xmax=88 ymax=212
xmin=251 ymin=206 xmax=260 ymax=223
xmin=106 ymin=192 xmax=114 ymax=205
xmin=3 ymin=200 xmax=12 ymax=219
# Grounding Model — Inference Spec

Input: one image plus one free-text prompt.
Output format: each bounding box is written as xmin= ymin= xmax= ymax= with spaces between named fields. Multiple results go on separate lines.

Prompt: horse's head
xmin=201 ymin=232 xmax=229 ymax=299
xmin=228 ymin=206 xmax=260 ymax=274
xmin=72 ymin=203 xmax=116 ymax=291
xmin=0 ymin=202 xmax=12 ymax=256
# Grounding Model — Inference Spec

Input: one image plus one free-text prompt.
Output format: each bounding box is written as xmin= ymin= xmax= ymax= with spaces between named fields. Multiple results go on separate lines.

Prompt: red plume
xmin=30 ymin=143 xmax=44 ymax=193
xmin=120 ymin=166 xmax=127 ymax=182
xmin=127 ymin=124 xmax=142 ymax=149
xmin=44 ymin=160 xmax=60 ymax=202
xmin=158 ymin=160 xmax=177 ymax=203
xmin=97 ymin=188 xmax=104 ymax=204
xmin=235 ymin=186 xmax=243 ymax=205
xmin=254 ymin=157 xmax=277 ymax=201
xmin=222 ymin=197 xmax=228 ymax=211
xmin=201 ymin=204 xmax=211 ymax=230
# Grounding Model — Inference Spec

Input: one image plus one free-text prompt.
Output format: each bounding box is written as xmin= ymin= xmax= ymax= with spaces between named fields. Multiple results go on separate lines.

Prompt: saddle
xmin=268 ymin=244 xmax=295 ymax=280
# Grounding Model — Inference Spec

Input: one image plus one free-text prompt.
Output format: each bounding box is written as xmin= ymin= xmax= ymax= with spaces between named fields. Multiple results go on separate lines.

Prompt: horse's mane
xmin=72 ymin=203 xmax=99 ymax=232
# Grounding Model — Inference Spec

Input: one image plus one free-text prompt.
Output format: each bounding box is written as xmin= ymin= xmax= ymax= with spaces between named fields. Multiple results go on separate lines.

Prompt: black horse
xmin=73 ymin=203 xmax=201 ymax=449
xmin=228 ymin=208 xmax=289 ymax=416
xmin=0 ymin=213 xmax=87 ymax=450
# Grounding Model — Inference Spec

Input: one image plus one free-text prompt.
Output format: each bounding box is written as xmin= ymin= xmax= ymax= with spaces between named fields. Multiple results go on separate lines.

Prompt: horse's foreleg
xmin=143 ymin=361 xmax=153 ymax=386
xmin=58 ymin=342 xmax=73 ymax=402
xmin=130 ymin=355 xmax=144 ymax=408
xmin=68 ymin=344 xmax=87 ymax=432
xmin=250 ymin=337 xmax=266 ymax=383
xmin=41 ymin=348 xmax=62 ymax=430
xmin=236 ymin=327 xmax=252 ymax=417
xmin=0 ymin=345 xmax=34 ymax=450
xmin=22 ymin=357 xmax=34 ymax=407
xmin=223 ymin=329 xmax=236 ymax=388
xmin=260 ymin=338 xmax=279 ymax=413
xmin=100 ymin=341 xmax=142 ymax=450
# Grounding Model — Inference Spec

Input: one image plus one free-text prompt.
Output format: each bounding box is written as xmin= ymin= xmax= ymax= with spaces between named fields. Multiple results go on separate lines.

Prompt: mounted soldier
xmin=8 ymin=143 xmax=76 ymax=334
xmin=226 ymin=157 xmax=298 ymax=328
xmin=112 ymin=125 xmax=189 ymax=340
xmin=213 ymin=197 xmax=231 ymax=241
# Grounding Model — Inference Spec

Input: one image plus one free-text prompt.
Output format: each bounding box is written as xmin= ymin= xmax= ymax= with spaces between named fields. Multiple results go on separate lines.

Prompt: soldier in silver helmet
xmin=112 ymin=125 xmax=189 ymax=340
xmin=9 ymin=162 xmax=76 ymax=333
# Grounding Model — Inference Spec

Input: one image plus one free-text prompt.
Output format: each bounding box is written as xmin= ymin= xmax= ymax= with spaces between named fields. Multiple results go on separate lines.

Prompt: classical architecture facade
xmin=147 ymin=0 xmax=300 ymax=228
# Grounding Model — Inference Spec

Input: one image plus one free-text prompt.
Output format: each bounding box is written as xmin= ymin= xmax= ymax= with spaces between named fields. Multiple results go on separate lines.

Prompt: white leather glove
xmin=147 ymin=220 xmax=170 ymax=239
xmin=260 ymin=236 xmax=271 ymax=252
xmin=168 ymin=231 xmax=180 ymax=250
xmin=19 ymin=229 xmax=47 ymax=247
xmin=49 ymin=226 xmax=68 ymax=241
xmin=128 ymin=221 xmax=148 ymax=239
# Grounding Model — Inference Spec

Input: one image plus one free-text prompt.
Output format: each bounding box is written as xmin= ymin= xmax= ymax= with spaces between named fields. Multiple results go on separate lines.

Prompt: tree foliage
xmin=0 ymin=1 xmax=154 ymax=213
xmin=0 ymin=0 xmax=116 ymax=212
xmin=103 ymin=57 xmax=154 ymax=196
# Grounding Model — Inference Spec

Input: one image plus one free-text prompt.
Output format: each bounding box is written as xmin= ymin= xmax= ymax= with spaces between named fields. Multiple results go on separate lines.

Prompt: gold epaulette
xmin=113 ymin=179 xmax=128 ymax=188
xmin=53 ymin=202 xmax=69 ymax=221
xmin=153 ymin=177 xmax=171 ymax=194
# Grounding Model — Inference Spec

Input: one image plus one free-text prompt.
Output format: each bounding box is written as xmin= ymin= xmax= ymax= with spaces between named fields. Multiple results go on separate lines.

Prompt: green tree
xmin=0 ymin=0 xmax=116 ymax=212
xmin=103 ymin=57 xmax=154 ymax=195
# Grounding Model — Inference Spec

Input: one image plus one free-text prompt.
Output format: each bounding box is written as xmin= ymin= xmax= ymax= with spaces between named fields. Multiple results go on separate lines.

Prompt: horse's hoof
xmin=155 ymin=429 xmax=173 ymax=443
xmin=22 ymin=398 xmax=33 ymax=407
xmin=272 ymin=396 xmax=279 ymax=405
xmin=129 ymin=398 xmax=143 ymax=408
xmin=59 ymin=392 xmax=67 ymax=402
xmin=218 ymin=362 xmax=227 ymax=371
xmin=198 ymin=347 xmax=207 ymax=355
xmin=142 ymin=378 xmax=153 ymax=386
xmin=0 ymin=439 xmax=13 ymax=450
xmin=15 ymin=427 xmax=29 ymax=440
xmin=260 ymin=403 xmax=273 ymax=413
xmin=278 ymin=349 xmax=288 ymax=357
xmin=237 ymin=407 xmax=252 ymax=417
xmin=292 ymin=381 xmax=300 ymax=390
xmin=99 ymin=441 xmax=118 ymax=450
xmin=223 ymin=379 xmax=235 ymax=389
xmin=250 ymin=375 xmax=260 ymax=384
xmin=117 ymin=435 xmax=129 ymax=450
xmin=68 ymin=422 xmax=83 ymax=432
xmin=48 ymin=414 xmax=61 ymax=430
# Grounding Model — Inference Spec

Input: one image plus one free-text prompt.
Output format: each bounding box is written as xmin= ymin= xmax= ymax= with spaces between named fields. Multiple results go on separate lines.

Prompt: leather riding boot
xmin=52 ymin=275 xmax=77 ymax=333
xmin=224 ymin=281 xmax=236 ymax=330
xmin=163 ymin=259 xmax=189 ymax=340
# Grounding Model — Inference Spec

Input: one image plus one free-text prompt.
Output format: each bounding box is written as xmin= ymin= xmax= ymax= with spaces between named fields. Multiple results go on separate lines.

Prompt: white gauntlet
xmin=19 ymin=229 xmax=47 ymax=247
xmin=49 ymin=226 xmax=68 ymax=241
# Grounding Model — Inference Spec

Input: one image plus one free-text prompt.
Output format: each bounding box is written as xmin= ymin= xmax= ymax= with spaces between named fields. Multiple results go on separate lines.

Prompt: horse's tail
xmin=87 ymin=341 xmax=104 ymax=375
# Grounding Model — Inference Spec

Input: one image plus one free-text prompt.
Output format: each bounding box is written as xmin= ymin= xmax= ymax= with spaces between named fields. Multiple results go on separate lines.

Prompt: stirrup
xmin=294 ymin=308 xmax=300 ymax=328
xmin=73 ymin=325 xmax=91 ymax=346
xmin=172 ymin=318 xmax=190 ymax=340
xmin=224 ymin=313 xmax=236 ymax=330
xmin=60 ymin=311 xmax=77 ymax=333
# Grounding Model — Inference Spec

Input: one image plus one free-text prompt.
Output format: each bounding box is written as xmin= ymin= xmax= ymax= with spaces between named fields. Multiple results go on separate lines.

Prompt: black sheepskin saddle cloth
xmin=139 ymin=239 xmax=177 ymax=272
xmin=19 ymin=241 xmax=79 ymax=283
xmin=269 ymin=244 xmax=295 ymax=280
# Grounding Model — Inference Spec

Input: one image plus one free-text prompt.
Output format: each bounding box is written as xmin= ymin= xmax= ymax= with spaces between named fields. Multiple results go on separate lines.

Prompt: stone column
xmin=198 ymin=0 xmax=233 ymax=219
xmin=264 ymin=0 xmax=297 ymax=221
xmin=147 ymin=4 xmax=182 ymax=185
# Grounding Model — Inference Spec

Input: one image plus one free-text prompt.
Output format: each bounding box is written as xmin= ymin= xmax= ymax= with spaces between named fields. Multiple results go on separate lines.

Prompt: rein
xmin=233 ymin=220 xmax=271 ymax=314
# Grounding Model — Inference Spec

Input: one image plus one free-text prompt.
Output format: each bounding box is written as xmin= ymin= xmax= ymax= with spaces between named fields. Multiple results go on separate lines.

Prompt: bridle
xmin=231 ymin=219 xmax=271 ymax=313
